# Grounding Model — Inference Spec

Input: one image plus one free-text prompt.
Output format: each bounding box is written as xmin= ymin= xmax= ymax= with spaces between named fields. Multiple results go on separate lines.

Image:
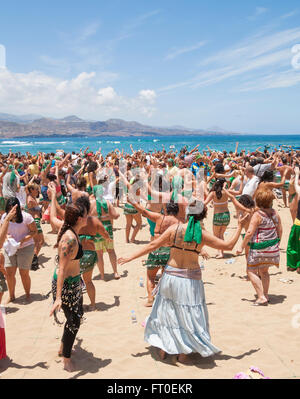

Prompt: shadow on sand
xmin=70 ymin=338 xmax=112 ymax=379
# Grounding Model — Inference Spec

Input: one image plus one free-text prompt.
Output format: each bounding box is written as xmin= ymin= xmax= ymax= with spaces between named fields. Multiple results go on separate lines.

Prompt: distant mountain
xmin=0 ymin=113 xmax=43 ymax=124
xmin=206 ymin=126 xmax=230 ymax=134
xmin=60 ymin=115 xmax=84 ymax=123
xmin=0 ymin=113 xmax=239 ymax=138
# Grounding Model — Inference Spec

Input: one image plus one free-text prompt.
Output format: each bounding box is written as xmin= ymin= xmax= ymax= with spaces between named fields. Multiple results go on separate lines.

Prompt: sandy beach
xmin=0 ymin=199 xmax=298 ymax=380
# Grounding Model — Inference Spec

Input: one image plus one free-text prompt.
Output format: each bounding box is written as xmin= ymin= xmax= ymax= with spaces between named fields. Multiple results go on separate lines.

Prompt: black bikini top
xmin=171 ymin=223 xmax=202 ymax=254
xmin=68 ymin=227 xmax=84 ymax=260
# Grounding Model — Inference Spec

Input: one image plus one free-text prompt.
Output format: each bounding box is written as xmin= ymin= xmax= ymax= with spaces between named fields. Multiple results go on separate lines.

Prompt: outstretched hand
xmin=118 ymin=257 xmax=130 ymax=265
xmin=200 ymin=248 xmax=210 ymax=260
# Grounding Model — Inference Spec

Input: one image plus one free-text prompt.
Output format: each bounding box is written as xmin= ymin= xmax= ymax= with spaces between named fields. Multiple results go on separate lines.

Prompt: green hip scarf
xmin=80 ymin=250 xmax=98 ymax=274
xmin=283 ymin=181 xmax=290 ymax=191
xmin=213 ymin=211 xmax=230 ymax=226
xmin=287 ymin=219 xmax=300 ymax=270
xmin=95 ymin=220 xmax=113 ymax=242
xmin=249 ymin=238 xmax=280 ymax=250
xmin=86 ymin=186 xmax=92 ymax=195
xmin=289 ymin=193 xmax=297 ymax=204
xmin=53 ymin=268 xmax=81 ymax=286
xmin=144 ymin=246 xmax=171 ymax=270
xmin=124 ymin=203 xmax=138 ymax=215
xmin=34 ymin=217 xmax=43 ymax=234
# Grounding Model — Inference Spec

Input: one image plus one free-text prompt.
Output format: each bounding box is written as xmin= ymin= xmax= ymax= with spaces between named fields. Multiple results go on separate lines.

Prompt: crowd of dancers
xmin=0 ymin=142 xmax=299 ymax=371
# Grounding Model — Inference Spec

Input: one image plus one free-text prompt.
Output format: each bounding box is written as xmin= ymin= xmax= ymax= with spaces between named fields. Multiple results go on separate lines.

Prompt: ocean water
xmin=0 ymin=135 xmax=299 ymax=156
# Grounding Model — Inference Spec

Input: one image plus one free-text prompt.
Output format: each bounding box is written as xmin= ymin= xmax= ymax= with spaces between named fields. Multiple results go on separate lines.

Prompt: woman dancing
xmin=1 ymin=198 xmax=37 ymax=303
xmin=204 ymin=178 xmax=230 ymax=259
xmin=237 ymin=190 xmax=282 ymax=305
xmin=127 ymin=198 xmax=180 ymax=307
xmin=287 ymin=166 xmax=300 ymax=272
xmin=25 ymin=183 xmax=45 ymax=270
xmin=119 ymin=200 xmax=246 ymax=364
xmin=91 ymin=180 xmax=120 ymax=280
xmin=49 ymin=186 xmax=111 ymax=311
xmin=49 ymin=202 xmax=88 ymax=372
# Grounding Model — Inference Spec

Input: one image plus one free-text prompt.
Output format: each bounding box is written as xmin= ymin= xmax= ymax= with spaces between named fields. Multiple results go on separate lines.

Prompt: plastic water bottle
xmin=131 ymin=310 xmax=137 ymax=324
xmin=200 ymin=261 xmax=205 ymax=270
xmin=139 ymin=277 xmax=144 ymax=287
xmin=225 ymin=258 xmax=235 ymax=264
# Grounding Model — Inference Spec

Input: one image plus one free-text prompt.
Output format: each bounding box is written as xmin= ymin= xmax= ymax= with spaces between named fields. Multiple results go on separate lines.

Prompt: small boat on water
xmin=170 ymin=145 xmax=175 ymax=149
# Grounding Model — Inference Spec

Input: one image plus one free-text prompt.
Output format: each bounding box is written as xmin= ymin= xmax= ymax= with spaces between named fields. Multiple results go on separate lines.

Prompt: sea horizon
xmin=0 ymin=134 xmax=299 ymax=156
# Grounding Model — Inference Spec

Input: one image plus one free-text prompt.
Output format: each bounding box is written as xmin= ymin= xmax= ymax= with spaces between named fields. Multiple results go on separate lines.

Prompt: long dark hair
xmin=260 ymin=170 xmax=274 ymax=183
xmin=210 ymin=178 xmax=226 ymax=200
xmin=55 ymin=204 xmax=85 ymax=248
xmin=6 ymin=197 xmax=23 ymax=223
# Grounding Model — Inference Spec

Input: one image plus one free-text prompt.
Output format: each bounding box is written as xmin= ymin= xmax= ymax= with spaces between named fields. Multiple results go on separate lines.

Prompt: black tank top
xmin=68 ymin=227 xmax=84 ymax=260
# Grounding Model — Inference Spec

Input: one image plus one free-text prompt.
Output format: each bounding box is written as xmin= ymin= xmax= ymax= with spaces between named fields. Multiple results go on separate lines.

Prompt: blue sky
xmin=0 ymin=0 xmax=300 ymax=133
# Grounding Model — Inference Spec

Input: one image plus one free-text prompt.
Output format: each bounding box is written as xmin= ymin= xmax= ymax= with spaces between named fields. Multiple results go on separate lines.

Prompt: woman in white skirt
xmin=119 ymin=200 xmax=246 ymax=363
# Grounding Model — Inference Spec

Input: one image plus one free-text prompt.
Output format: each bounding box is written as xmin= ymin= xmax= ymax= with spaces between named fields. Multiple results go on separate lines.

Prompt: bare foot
xmin=144 ymin=300 xmax=154 ymax=308
xmin=215 ymin=254 xmax=224 ymax=259
xmin=63 ymin=358 xmax=75 ymax=372
xmin=84 ymin=304 xmax=97 ymax=312
xmin=159 ymin=349 xmax=167 ymax=360
xmin=177 ymin=354 xmax=191 ymax=364
xmin=114 ymin=273 xmax=121 ymax=280
xmin=253 ymin=298 xmax=268 ymax=306
xmin=5 ymin=296 xmax=15 ymax=304
xmin=58 ymin=343 xmax=63 ymax=357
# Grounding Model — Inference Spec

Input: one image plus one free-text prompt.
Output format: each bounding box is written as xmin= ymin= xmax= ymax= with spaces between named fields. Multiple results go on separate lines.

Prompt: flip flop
xmin=252 ymin=301 xmax=268 ymax=306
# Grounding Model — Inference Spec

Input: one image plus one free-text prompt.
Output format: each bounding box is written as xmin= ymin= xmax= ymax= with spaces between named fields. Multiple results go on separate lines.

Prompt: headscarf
xmin=171 ymin=175 xmax=183 ymax=202
xmin=8 ymin=165 xmax=16 ymax=185
xmin=184 ymin=201 xmax=204 ymax=244
xmin=168 ymin=158 xmax=175 ymax=166
xmin=184 ymin=216 xmax=202 ymax=244
xmin=93 ymin=185 xmax=108 ymax=217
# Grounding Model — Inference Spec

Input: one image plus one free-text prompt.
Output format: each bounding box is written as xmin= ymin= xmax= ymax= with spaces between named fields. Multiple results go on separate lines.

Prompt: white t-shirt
xmin=242 ymin=176 xmax=259 ymax=198
xmin=1 ymin=211 xmax=35 ymax=249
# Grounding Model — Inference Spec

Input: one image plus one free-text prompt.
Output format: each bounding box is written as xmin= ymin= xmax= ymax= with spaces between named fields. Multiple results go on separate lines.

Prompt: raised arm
xmin=127 ymin=198 xmax=161 ymax=222
xmin=48 ymin=183 xmax=64 ymax=231
xmin=295 ymin=167 xmax=300 ymax=196
xmin=0 ymin=205 xmax=17 ymax=248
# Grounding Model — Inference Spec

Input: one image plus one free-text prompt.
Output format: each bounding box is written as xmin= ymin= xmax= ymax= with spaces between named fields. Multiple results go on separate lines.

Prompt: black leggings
xmin=52 ymin=278 xmax=83 ymax=359
xmin=61 ymin=298 xmax=83 ymax=358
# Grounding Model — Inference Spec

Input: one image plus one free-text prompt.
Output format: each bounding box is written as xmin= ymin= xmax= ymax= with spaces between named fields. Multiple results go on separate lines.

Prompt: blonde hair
xmin=256 ymin=189 xmax=275 ymax=209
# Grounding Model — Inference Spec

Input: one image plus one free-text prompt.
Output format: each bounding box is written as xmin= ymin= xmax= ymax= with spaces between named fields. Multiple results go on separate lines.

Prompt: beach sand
xmin=0 ymin=201 xmax=299 ymax=379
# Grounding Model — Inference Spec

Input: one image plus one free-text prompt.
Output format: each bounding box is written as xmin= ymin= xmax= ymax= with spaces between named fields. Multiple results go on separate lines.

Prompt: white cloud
xmin=139 ymin=89 xmax=157 ymax=104
xmin=165 ymin=41 xmax=207 ymax=61
xmin=0 ymin=68 xmax=157 ymax=119
xmin=248 ymin=7 xmax=268 ymax=20
xmin=158 ymin=26 xmax=300 ymax=93
xmin=280 ymin=10 xmax=298 ymax=19
xmin=238 ymin=70 xmax=300 ymax=91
